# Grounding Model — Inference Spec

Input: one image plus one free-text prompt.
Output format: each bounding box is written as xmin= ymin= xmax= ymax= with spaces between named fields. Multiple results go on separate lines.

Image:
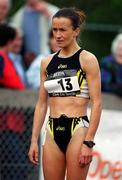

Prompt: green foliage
xmin=9 ymin=0 xmax=122 ymax=60
xmin=88 ymin=0 xmax=122 ymax=24
xmin=10 ymin=0 xmax=122 ymax=24
xmin=81 ymin=30 xmax=116 ymax=59
xmin=9 ymin=0 xmax=24 ymax=15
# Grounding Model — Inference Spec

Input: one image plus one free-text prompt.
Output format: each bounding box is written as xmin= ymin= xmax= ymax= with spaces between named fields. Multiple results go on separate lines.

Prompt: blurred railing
xmin=0 ymin=89 xmax=122 ymax=180
xmin=0 ymin=89 xmax=38 ymax=180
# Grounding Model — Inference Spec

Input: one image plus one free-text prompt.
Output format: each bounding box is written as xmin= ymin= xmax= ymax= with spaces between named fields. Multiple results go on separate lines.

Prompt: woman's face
xmin=10 ymin=31 xmax=23 ymax=54
xmin=26 ymin=0 xmax=39 ymax=6
xmin=115 ymin=41 xmax=122 ymax=64
xmin=0 ymin=0 xmax=9 ymax=22
xmin=52 ymin=17 xmax=79 ymax=48
xmin=49 ymin=36 xmax=61 ymax=53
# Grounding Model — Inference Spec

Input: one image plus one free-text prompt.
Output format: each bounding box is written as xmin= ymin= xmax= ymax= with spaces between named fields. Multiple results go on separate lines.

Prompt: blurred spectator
xmin=48 ymin=29 xmax=61 ymax=53
xmin=9 ymin=28 xmax=28 ymax=86
xmin=0 ymin=0 xmax=10 ymax=24
xmin=0 ymin=24 xmax=25 ymax=90
xmin=101 ymin=33 xmax=122 ymax=97
xmin=26 ymin=29 xmax=60 ymax=89
xmin=11 ymin=0 xmax=59 ymax=67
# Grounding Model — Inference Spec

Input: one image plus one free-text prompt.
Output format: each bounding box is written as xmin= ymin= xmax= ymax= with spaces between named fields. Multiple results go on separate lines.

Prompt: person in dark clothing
xmin=101 ymin=33 xmax=122 ymax=97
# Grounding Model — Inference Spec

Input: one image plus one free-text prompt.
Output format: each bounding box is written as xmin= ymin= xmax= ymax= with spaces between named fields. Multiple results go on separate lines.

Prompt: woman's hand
xmin=33 ymin=2 xmax=50 ymax=17
xmin=79 ymin=144 xmax=93 ymax=168
xmin=28 ymin=141 xmax=39 ymax=165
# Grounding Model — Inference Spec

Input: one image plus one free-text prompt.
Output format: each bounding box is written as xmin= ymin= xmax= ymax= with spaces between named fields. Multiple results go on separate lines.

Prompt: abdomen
xmin=49 ymin=96 xmax=89 ymax=117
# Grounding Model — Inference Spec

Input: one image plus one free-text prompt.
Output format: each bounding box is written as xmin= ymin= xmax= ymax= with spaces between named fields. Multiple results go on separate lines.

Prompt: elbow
xmin=36 ymin=98 xmax=48 ymax=111
xmin=97 ymin=101 xmax=102 ymax=112
xmin=91 ymin=98 xmax=102 ymax=111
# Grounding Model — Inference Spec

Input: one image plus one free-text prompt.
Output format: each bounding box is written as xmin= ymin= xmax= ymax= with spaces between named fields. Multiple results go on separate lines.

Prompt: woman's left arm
xmin=81 ymin=51 xmax=102 ymax=141
xmin=79 ymin=51 xmax=102 ymax=167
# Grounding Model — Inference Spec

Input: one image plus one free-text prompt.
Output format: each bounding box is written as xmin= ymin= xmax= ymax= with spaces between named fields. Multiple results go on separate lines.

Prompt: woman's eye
xmin=60 ymin=29 xmax=66 ymax=32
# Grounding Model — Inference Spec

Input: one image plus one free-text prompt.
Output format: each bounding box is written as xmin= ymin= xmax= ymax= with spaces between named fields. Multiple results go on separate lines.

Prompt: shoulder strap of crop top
xmin=55 ymin=48 xmax=83 ymax=57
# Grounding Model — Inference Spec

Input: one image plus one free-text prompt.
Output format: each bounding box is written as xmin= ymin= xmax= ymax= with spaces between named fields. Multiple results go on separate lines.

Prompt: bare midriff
xmin=49 ymin=96 xmax=89 ymax=118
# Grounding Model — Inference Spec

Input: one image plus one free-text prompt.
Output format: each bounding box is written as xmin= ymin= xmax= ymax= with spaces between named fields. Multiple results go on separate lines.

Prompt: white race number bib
xmin=44 ymin=76 xmax=80 ymax=93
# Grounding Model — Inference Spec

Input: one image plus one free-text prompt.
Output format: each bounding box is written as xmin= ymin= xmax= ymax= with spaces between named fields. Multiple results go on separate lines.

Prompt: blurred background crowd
xmin=0 ymin=0 xmax=60 ymax=91
xmin=0 ymin=0 xmax=122 ymax=96
xmin=0 ymin=0 xmax=122 ymax=180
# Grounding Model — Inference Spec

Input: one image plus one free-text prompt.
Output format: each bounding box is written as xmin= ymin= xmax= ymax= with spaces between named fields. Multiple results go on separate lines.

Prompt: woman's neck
xmin=60 ymin=43 xmax=80 ymax=58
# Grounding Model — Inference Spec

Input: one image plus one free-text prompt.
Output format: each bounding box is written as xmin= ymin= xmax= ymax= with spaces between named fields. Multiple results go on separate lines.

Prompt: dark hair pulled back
xmin=53 ymin=7 xmax=86 ymax=30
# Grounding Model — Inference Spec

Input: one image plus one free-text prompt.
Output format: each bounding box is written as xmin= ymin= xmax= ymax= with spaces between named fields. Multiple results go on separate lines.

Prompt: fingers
xmin=85 ymin=155 xmax=92 ymax=164
xmin=79 ymin=155 xmax=92 ymax=168
xmin=34 ymin=150 xmax=39 ymax=163
xmin=28 ymin=150 xmax=39 ymax=165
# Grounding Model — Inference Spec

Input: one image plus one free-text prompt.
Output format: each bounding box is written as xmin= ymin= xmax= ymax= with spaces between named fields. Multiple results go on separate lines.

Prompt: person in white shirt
xmin=9 ymin=28 xmax=28 ymax=86
xmin=26 ymin=29 xmax=60 ymax=89
xmin=11 ymin=0 xmax=59 ymax=67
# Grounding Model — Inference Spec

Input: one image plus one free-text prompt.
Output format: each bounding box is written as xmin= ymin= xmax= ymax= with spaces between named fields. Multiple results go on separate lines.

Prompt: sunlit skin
xmin=50 ymin=17 xmax=88 ymax=117
xmin=52 ymin=17 xmax=80 ymax=53
xmin=28 ymin=16 xmax=102 ymax=180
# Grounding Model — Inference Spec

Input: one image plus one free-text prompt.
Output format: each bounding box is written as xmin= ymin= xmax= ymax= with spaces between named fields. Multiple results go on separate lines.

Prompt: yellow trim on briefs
xmin=48 ymin=118 xmax=54 ymax=138
xmin=71 ymin=118 xmax=75 ymax=136
xmin=71 ymin=118 xmax=79 ymax=136
xmin=51 ymin=119 xmax=54 ymax=138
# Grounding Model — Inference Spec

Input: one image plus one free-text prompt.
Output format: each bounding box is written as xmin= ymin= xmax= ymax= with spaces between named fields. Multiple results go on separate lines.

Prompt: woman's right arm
xmin=28 ymin=58 xmax=48 ymax=164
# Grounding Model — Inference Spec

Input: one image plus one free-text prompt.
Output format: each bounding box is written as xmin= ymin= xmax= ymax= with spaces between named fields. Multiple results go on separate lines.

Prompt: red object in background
xmin=0 ymin=109 xmax=26 ymax=134
xmin=6 ymin=110 xmax=26 ymax=133
xmin=0 ymin=51 xmax=25 ymax=90
xmin=0 ymin=111 xmax=7 ymax=131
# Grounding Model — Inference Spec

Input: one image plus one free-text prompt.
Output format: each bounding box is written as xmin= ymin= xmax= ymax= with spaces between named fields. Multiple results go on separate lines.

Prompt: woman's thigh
xmin=66 ymin=128 xmax=90 ymax=180
xmin=42 ymin=130 xmax=66 ymax=180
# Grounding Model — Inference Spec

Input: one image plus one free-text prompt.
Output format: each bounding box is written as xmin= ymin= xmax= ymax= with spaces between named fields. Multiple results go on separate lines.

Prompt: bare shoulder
xmin=80 ymin=50 xmax=99 ymax=72
xmin=41 ymin=53 xmax=56 ymax=70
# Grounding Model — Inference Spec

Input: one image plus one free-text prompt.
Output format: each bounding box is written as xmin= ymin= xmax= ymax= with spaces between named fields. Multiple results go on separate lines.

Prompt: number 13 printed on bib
xmin=44 ymin=76 xmax=80 ymax=95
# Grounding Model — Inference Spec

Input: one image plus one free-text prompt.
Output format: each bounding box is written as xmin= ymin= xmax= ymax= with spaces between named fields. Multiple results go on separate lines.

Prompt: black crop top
xmin=44 ymin=48 xmax=89 ymax=98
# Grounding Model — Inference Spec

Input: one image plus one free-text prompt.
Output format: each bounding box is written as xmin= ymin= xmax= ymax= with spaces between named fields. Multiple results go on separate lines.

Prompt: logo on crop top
xmin=53 ymin=71 xmax=65 ymax=78
xmin=56 ymin=126 xmax=65 ymax=131
xmin=58 ymin=64 xmax=67 ymax=69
